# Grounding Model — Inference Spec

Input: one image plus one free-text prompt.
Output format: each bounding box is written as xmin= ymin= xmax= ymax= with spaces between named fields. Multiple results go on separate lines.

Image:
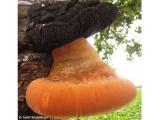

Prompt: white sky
xmin=87 ymin=21 xmax=142 ymax=86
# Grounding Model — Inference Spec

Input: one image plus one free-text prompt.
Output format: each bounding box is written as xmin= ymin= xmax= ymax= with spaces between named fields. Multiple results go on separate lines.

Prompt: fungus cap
xmin=26 ymin=0 xmax=118 ymax=52
xmin=26 ymin=38 xmax=136 ymax=118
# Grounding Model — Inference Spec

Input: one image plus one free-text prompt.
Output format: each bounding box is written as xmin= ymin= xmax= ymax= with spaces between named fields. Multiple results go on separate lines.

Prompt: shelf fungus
xmin=26 ymin=0 xmax=136 ymax=118
xmin=26 ymin=38 xmax=136 ymax=118
xmin=26 ymin=0 xmax=119 ymax=52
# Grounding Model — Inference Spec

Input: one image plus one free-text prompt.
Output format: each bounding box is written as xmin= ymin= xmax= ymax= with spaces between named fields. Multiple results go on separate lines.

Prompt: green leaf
xmin=95 ymin=0 xmax=142 ymax=61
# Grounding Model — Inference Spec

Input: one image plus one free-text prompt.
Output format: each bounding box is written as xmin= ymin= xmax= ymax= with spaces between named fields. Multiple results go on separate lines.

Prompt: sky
xmin=87 ymin=20 xmax=142 ymax=86
xmin=87 ymin=37 xmax=142 ymax=86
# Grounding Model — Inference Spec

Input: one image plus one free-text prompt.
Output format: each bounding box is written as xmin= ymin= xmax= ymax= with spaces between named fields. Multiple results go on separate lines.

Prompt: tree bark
xmin=18 ymin=1 xmax=53 ymax=119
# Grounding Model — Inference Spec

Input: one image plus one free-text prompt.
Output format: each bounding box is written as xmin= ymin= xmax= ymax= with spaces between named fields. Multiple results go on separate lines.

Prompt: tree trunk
xmin=18 ymin=1 xmax=53 ymax=119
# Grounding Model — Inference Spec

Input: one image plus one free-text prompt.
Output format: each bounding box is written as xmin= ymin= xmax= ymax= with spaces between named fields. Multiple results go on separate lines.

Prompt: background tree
xmin=94 ymin=0 xmax=142 ymax=61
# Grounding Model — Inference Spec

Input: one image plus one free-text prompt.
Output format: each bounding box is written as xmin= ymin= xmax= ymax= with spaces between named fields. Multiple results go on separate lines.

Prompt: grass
xmin=70 ymin=88 xmax=141 ymax=120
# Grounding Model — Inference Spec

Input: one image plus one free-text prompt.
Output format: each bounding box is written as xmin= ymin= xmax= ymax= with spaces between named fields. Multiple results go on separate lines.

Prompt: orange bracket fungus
xmin=26 ymin=38 xmax=136 ymax=118
xmin=26 ymin=0 xmax=136 ymax=119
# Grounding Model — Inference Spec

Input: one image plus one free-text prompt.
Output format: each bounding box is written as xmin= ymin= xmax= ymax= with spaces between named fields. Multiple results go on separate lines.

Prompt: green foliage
xmin=94 ymin=0 xmax=142 ymax=61
xmin=70 ymin=88 xmax=142 ymax=120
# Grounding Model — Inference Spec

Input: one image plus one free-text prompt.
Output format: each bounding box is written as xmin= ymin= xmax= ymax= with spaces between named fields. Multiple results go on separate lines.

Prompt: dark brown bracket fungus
xmin=25 ymin=0 xmax=136 ymax=118
xmin=26 ymin=0 xmax=118 ymax=52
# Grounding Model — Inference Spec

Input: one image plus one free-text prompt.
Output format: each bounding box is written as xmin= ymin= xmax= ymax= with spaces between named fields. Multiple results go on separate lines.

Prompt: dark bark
xmin=18 ymin=52 xmax=53 ymax=101
xmin=18 ymin=1 xmax=53 ymax=119
xmin=18 ymin=52 xmax=53 ymax=119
